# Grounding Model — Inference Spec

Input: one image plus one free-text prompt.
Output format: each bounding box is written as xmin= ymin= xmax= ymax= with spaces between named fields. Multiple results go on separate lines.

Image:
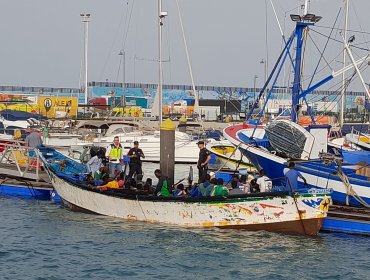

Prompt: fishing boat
xmin=207 ymin=143 xmax=255 ymax=171
xmin=224 ymin=9 xmax=370 ymax=207
xmin=0 ymin=140 xmax=52 ymax=199
xmin=37 ymin=146 xmax=331 ymax=235
xmin=345 ymin=128 xmax=370 ymax=151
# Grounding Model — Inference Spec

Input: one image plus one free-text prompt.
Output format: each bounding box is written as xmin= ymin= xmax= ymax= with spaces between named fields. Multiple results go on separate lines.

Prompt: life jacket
xmin=109 ymin=144 xmax=122 ymax=160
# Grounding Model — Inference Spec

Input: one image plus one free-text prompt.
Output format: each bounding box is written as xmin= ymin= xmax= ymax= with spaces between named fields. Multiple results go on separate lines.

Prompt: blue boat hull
xmin=322 ymin=217 xmax=370 ymax=236
xmin=0 ymin=184 xmax=52 ymax=200
xmin=240 ymin=146 xmax=370 ymax=206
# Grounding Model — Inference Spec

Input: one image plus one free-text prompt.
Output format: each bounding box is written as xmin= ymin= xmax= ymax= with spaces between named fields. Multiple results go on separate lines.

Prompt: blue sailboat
xmin=224 ymin=12 xmax=370 ymax=207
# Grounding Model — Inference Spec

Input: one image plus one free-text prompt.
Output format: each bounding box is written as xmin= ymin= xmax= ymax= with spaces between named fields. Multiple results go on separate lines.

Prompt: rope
xmin=212 ymin=142 xmax=243 ymax=174
xmin=136 ymin=195 xmax=147 ymax=220
xmin=337 ymin=171 xmax=370 ymax=208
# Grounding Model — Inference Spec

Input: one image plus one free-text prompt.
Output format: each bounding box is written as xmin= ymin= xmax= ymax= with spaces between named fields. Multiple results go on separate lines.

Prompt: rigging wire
xmin=350 ymin=0 xmax=370 ymax=51
xmin=315 ymin=25 xmax=370 ymax=36
xmin=310 ymin=29 xmax=370 ymax=51
xmin=264 ymin=0 xmax=269 ymax=83
xmin=99 ymin=1 xmax=132 ymax=81
xmin=306 ymin=9 xmax=342 ymax=89
xmin=116 ymin=1 xmax=135 ymax=82
xmin=175 ymin=0 xmax=200 ymax=117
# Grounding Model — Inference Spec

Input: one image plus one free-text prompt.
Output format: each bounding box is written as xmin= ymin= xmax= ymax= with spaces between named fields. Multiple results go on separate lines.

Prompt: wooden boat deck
xmin=0 ymin=162 xmax=50 ymax=182
xmin=328 ymin=205 xmax=370 ymax=222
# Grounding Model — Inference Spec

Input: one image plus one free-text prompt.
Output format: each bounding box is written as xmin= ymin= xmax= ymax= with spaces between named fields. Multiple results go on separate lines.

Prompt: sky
xmin=0 ymin=0 xmax=369 ymax=91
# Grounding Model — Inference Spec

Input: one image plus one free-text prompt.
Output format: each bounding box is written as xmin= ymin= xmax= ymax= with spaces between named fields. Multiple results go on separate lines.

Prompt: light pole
xmin=118 ymin=49 xmax=126 ymax=90
xmin=80 ymin=13 xmax=91 ymax=104
xmin=158 ymin=1 xmax=167 ymax=123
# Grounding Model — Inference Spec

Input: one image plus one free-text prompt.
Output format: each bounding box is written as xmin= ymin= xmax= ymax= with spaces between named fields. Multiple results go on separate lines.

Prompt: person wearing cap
xmin=105 ymin=136 xmax=124 ymax=179
xmin=127 ymin=140 xmax=145 ymax=178
xmin=197 ymin=140 xmax=211 ymax=183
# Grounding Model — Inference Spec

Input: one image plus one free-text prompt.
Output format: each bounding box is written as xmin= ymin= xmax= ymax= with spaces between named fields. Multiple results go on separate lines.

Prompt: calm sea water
xmin=1 ymin=164 xmax=370 ymax=279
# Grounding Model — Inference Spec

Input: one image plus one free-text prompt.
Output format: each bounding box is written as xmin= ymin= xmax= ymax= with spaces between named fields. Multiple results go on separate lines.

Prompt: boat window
xmin=112 ymin=128 xmax=124 ymax=134
xmin=123 ymin=126 xmax=135 ymax=133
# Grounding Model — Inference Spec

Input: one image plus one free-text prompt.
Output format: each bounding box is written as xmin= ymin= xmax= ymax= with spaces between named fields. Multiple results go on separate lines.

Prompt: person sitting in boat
xmin=190 ymin=182 xmax=200 ymax=197
xmin=198 ymin=174 xmax=214 ymax=197
xmin=143 ymin=178 xmax=153 ymax=193
xmin=229 ymin=176 xmax=245 ymax=195
xmin=105 ymin=136 xmax=124 ymax=179
xmin=256 ymin=169 xmax=272 ymax=192
xmin=211 ymin=178 xmax=229 ymax=196
xmin=154 ymin=169 xmax=171 ymax=197
xmin=135 ymin=173 xmax=145 ymax=190
xmin=125 ymin=177 xmax=137 ymax=191
xmin=86 ymin=154 xmax=104 ymax=176
xmin=283 ymin=161 xmax=307 ymax=191
xmin=174 ymin=183 xmax=187 ymax=197
xmin=249 ymin=178 xmax=260 ymax=193
xmin=97 ymin=178 xmax=124 ymax=190
xmin=231 ymin=175 xmax=240 ymax=189
xmin=238 ymin=175 xmax=250 ymax=193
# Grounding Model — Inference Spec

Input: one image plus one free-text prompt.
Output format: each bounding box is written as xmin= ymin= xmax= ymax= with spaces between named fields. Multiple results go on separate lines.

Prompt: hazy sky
xmin=0 ymin=0 xmax=369 ymax=90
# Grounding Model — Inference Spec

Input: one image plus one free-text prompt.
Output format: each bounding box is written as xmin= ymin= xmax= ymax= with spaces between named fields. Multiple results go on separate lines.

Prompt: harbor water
xmin=1 ymin=164 xmax=370 ymax=280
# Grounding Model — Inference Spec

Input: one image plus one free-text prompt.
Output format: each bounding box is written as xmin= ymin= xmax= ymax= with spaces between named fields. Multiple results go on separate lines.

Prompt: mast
xmin=80 ymin=13 xmax=91 ymax=104
xmin=158 ymin=0 xmax=167 ymax=123
xmin=303 ymin=0 xmax=310 ymax=16
xmin=291 ymin=22 xmax=306 ymax=123
xmin=340 ymin=0 xmax=349 ymax=128
xmin=291 ymin=1 xmax=317 ymax=122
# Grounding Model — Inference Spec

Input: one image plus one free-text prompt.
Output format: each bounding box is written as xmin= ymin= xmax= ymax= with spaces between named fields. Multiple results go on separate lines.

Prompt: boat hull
xmin=240 ymin=145 xmax=370 ymax=206
xmin=48 ymin=172 xmax=329 ymax=235
xmin=224 ymin=125 xmax=370 ymax=207
xmin=208 ymin=145 xmax=255 ymax=171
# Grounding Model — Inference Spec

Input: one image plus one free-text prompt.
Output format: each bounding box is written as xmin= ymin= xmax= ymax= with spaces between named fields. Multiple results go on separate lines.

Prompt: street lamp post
xmin=80 ymin=13 xmax=91 ymax=105
xmin=118 ymin=49 xmax=126 ymax=90
xmin=118 ymin=49 xmax=126 ymax=109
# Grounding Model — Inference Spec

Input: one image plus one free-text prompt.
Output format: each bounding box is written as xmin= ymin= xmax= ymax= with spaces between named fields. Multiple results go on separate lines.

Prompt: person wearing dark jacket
xmin=127 ymin=141 xmax=145 ymax=178
xmin=197 ymin=141 xmax=211 ymax=183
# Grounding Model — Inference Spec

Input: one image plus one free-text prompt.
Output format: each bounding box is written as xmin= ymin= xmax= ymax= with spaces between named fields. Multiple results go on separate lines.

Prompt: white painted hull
xmin=48 ymin=172 xmax=329 ymax=235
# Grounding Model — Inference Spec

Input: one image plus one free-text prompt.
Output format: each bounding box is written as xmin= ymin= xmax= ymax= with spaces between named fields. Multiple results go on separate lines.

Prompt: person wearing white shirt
xmin=256 ymin=169 xmax=272 ymax=192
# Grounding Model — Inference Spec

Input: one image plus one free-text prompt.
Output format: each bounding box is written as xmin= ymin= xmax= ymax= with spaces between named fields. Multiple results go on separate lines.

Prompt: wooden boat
xmin=38 ymin=146 xmax=331 ymax=235
xmin=208 ymin=144 xmax=255 ymax=171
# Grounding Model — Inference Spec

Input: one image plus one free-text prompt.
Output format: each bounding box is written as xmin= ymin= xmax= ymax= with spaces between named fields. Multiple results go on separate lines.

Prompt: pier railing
xmin=0 ymin=139 xmax=46 ymax=181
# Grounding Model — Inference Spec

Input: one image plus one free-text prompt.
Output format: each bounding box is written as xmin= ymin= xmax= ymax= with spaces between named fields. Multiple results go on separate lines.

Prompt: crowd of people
xmin=83 ymin=136 xmax=306 ymax=198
